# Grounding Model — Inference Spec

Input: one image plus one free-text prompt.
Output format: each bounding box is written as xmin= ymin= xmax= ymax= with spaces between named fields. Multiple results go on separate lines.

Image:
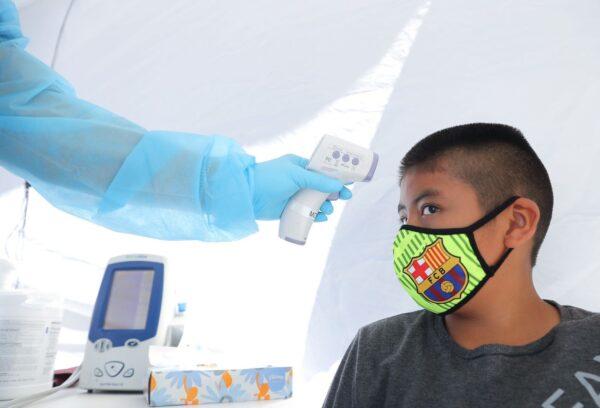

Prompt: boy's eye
xmin=421 ymin=204 xmax=439 ymax=216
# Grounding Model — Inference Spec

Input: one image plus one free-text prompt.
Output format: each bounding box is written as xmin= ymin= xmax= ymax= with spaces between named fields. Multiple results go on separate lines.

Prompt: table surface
xmin=28 ymin=388 xmax=295 ymax=407
xmin=31 ymin=388 xmax=296 ymax=408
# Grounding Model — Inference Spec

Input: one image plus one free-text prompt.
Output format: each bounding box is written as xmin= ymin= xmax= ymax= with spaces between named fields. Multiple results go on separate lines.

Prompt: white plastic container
xmin=0 ymin=289 xmax=63 ymax=400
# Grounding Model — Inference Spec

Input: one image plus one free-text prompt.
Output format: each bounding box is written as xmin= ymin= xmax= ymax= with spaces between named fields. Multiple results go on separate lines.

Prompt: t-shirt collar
xmin=431 ymin=299 xmax=564 ymax=359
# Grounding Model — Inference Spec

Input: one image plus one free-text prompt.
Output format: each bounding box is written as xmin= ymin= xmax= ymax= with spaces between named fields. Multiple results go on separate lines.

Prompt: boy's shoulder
xmin=356 ymin=309 xmax=433 ymax=349
xmin=559 ymin=303 xmax=599 ymax=320
xmin=558 ymin=303 xmax=600 ymax=329
xmin=352 ymin=310 xmax=437 ymax=366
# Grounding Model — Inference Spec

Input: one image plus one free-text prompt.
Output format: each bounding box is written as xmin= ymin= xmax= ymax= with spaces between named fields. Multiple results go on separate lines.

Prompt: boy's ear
xmin=504 ymin=197 xmax=540 ymax=249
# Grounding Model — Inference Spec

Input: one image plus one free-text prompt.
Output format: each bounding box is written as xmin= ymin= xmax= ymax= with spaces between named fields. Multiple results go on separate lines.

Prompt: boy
xmin=323 ymin=123 xmax=600 ymax=407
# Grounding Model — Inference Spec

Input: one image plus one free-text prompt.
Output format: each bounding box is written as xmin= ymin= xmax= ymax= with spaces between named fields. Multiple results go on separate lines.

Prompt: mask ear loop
xmin=487 ymin=248 xmax=513 ymax=276
xmin=466 ymin=196 xmax=520 ymax=231
xmin=467 ymin=196 xmax=519 ymax=276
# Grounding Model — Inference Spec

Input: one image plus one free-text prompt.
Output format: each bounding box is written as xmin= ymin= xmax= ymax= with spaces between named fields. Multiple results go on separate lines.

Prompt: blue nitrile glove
xmin=251 ymin=154 xmax=352 ymax=221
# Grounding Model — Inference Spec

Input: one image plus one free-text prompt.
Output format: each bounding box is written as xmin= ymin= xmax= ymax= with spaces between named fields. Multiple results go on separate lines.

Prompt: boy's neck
xmin=443 ymin=263 xmax=560 ymax=350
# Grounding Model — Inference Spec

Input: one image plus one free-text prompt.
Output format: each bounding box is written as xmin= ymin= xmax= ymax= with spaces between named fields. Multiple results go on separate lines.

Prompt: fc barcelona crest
xmin=403 ymin=238 xmax=468 ymax=303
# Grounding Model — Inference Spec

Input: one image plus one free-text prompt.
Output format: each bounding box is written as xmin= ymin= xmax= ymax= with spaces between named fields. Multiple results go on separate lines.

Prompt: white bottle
xmin=166 ymin=302 xmax=187 ymax=347
xmin=0 ymin=259 xmax=63 ymax=401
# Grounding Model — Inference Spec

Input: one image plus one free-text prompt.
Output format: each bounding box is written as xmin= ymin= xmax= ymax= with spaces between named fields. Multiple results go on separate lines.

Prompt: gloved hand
xmin=251 ymin=154 xmax=352 ymax=221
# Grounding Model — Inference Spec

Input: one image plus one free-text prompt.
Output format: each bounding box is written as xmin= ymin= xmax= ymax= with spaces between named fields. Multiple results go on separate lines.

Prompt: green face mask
xmin=393 ymin=196 xmax=519 ymax=315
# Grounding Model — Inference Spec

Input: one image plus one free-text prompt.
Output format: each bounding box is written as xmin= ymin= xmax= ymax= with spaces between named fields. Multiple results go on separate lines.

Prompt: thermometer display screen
xmin=103 ymin=269 xmax=154 ymax=330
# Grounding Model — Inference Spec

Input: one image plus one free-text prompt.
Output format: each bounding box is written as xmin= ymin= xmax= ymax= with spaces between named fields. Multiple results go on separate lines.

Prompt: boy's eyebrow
xmin=397 ymin=189 xmax=441 ymax=213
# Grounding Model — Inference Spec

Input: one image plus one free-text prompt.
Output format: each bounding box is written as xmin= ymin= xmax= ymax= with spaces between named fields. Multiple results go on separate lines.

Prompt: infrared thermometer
xmin=279 ymin=135 xmax=378 ymax=245
xmin=80 ymin=255 xmax=173 ymax=392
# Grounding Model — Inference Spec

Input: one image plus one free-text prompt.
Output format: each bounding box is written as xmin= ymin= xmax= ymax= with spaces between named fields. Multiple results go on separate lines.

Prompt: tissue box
xmin=147 ymin=366 xmax=293 ymax=406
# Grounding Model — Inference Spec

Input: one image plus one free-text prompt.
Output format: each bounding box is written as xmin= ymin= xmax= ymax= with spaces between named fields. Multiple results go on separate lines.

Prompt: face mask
xmin=393 ymin=196 xmax=519 ymax=315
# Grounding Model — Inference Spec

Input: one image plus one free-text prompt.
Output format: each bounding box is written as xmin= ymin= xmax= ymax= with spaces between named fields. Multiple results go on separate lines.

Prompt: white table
xmin=29 ymin=388 xmax=295 ymax=407
xmin=24 ymin=349 xmax=333 ymax=407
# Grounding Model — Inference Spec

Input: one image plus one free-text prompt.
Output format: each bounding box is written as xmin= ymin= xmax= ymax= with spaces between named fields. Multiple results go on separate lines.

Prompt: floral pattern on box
xmin=148 ymin=366 xmax=293 ymax=406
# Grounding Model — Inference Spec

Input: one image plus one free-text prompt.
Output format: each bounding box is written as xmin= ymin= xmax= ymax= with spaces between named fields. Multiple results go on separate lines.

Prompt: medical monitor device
xmin=80 ymin=254 xmax=171 ymax=392
xmin=279 ymin=135 xmax=378 ymax=245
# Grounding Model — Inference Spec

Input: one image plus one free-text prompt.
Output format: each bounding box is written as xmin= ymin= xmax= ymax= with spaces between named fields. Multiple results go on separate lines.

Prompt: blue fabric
xmin=0 ymin=0 xmax=257 ymax=241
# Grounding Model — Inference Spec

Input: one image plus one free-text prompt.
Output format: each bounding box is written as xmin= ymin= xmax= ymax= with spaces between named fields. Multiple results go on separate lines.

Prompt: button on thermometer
xmin=279 ymin=135 xmax=378 ymax=245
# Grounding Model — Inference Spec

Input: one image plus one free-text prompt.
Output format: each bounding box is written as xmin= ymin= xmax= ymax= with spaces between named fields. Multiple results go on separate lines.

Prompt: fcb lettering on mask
xmin=405 ymin=239 xmax=468 ymax=303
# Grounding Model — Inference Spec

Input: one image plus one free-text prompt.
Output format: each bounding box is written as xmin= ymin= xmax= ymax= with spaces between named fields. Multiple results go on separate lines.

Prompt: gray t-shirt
xmin=323 ymin=301 xmax=600 ymax=407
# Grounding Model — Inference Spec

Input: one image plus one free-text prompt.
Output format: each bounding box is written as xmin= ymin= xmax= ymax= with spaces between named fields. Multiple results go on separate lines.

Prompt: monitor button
xmin=104 ymin=361 xmax=125 ymax=377
xmin=94 ymin=368 xmax=103 ymax=377
xmin=123 ymin=368 xmax=135 ymax=378
xmin=125 ymin=339 xmax=140 ymax=348
xmin=94 ymin=338 xmax=112 ymax=353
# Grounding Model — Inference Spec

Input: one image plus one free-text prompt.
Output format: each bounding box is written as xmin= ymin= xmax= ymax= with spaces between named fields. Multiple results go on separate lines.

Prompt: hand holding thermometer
xmin=279 ymin=135 xmax=378 ymax=245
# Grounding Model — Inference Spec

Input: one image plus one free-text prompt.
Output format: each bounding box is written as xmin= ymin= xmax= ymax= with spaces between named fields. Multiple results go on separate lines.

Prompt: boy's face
xmin=398 ymin=161 xmax=507 ymax=268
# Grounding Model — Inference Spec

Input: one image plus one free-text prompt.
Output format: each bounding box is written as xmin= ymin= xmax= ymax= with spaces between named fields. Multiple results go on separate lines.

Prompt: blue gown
xmin=0 ymin=0 xmax=258 ymax=241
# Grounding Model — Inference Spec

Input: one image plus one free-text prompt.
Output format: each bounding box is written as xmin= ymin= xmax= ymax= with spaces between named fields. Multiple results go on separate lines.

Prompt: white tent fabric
xmin=3 ymin=0 xmax=599 ymax=403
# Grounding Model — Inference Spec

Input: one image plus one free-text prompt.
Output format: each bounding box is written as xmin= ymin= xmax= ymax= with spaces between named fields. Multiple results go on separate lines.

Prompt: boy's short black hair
xmin=399 ymin=123 xmax=553 ymax=266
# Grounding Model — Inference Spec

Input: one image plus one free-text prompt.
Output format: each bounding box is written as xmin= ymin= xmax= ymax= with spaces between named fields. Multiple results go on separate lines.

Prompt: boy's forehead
xmin=398 ymin=166 xmax=472 ymax=210
xmin=398 ymin=187 xmax=442 ymax=212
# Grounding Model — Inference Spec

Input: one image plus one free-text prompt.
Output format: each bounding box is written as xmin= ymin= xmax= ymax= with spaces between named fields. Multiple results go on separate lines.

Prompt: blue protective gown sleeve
xmin=0 ymin=0 xmax=258 ymax=241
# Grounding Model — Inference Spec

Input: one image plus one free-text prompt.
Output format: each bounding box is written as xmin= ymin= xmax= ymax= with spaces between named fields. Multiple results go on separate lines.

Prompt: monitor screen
xmin=103 ymin=269 xmax=154 ymax=330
